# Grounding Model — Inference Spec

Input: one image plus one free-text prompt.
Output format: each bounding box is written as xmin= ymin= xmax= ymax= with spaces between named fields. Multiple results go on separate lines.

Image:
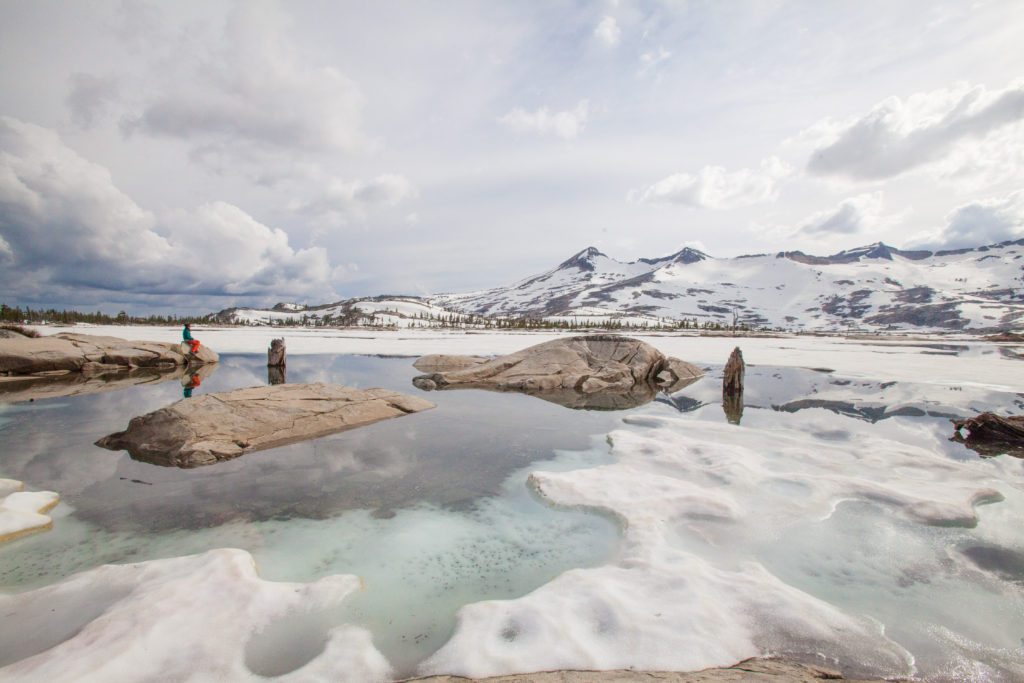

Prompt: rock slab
xmin=97 ymin=382 xmax=435 ymax=467
xmin=412 ymin=335 xmax=703 ymax=408
xmin=0 ymin=332 xmax=218 ymax=376
xmin=408 ymin=657 xmax=883 ymax=682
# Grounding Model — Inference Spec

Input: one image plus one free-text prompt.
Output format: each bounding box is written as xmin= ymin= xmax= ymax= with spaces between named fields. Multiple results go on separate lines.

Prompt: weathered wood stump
xmin=723 ymin=346 xmax=745 ymax=425
xmin=268 ymin=338 xmax=286 ymax=367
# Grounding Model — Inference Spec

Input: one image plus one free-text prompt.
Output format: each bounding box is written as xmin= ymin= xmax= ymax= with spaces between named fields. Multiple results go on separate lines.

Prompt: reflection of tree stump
xmin=268 ymin=365 xmax=286 ymax=385
xmin=268 ymin=338 xmax=286 ymax=367
xmin=723 ymin=346 xmax=745 ymax=425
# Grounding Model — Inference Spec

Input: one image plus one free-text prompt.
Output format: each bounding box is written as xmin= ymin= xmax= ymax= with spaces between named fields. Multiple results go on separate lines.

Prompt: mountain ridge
xmin=217 ymin=238 xmax=1024 ymax=332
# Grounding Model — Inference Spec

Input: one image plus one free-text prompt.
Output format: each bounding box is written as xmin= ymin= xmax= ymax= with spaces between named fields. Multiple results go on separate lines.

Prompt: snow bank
xmin=0 ymin=479 xmax=59 ymax=544
xmin=0 ymin=548 xmax=390 ymax=682
xmin=421 ymin=409 xmax=1024 ymax=680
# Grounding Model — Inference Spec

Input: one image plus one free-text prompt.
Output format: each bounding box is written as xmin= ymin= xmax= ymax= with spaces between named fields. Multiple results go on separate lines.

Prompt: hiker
xmin=182 ymin=323 xmax=201 ymax=355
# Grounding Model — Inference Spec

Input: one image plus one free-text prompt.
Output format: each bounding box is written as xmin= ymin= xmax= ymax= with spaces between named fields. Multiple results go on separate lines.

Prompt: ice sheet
xmin=0 ymin=481 xmax=59 ymax=544
xmin=422 ymin=407 xmax=1024 ymax=680
xmin=0 ymin=548 xmax=391 ymax=682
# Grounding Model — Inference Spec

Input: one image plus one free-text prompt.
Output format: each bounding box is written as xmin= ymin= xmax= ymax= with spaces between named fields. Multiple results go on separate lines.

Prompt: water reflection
xmin=411 ymin=373 xmax=703 ymax=411
xmin=1 ymin=355 xmax=627 ymax=533
xmin=0 ymin=362 xmax=219 ymax=404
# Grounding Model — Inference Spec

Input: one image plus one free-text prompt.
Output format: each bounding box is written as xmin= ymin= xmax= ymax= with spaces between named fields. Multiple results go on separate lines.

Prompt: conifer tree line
xmin=0 ymin=303 xmax=213 ymax=326
xmin=3 ymin=302 xmax=764 ymax=332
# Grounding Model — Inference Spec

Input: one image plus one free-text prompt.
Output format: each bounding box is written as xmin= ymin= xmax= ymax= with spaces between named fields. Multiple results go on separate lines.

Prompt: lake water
xmin=1 ymin=351 xmax=1023 ymax=679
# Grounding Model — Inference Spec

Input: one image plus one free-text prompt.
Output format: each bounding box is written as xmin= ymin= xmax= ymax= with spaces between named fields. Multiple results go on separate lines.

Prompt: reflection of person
xmin=182 ymin=372 xmax=201 ymax=398
xmin=182 ymin=323 xmax=201 ymax=355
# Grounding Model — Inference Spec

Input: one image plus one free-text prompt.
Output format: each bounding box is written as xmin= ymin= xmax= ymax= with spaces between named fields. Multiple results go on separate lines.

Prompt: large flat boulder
xmin=0 ymin=332 xmax=218 ymax=376
xmin=412 ymin=335 xmax=703 ymax=409
xmin=96 ymin=383 xmax=435 ymax=467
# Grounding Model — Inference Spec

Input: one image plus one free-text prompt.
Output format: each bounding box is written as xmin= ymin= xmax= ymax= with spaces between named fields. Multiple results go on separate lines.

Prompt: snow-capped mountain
xmin=430 ymin=239 xmax=1024 ymax=331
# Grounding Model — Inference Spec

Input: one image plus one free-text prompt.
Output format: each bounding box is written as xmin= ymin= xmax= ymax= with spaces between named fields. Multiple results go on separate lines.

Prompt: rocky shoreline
xmin=0 ymin=331 xmax=218 ymax=377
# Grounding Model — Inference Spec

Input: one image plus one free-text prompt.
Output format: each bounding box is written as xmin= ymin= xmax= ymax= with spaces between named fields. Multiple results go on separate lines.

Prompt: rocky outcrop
xmin=409 ymin=657 xmax=884 ymax=682
xmin=412 ymin=336 xmax=703 ymax=410
xmin=0 ymin=332 xmax=218 ymax=377
xmin=953 ymin=412 xmax=1024 ymax=457
xmin=97 ymin=383 xmax=435 ymax=467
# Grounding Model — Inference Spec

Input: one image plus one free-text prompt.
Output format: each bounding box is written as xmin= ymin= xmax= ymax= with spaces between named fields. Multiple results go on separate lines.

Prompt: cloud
xmin=594 ymin=16 xmax=621 ymax=47
xmin=638 ymin=46 xmax=671 ymax=76
xmin=921 ymin=190 xmax=1024 ymax=249
xmin=631 ymin=157 xmax=791 ymax=209
xmin=118 ymin=2 xmax=366 ymax=157
xmin=799 ymin=193 xmax=884 ymax=235
xmin=498 ymin=100 xmax=589 ymax=139
xmin=66 ymin=73 xmax=120 ymax=128
xmin=292 ymin=173 xmax=418 ymax=221
xmin=806 ymin=81 xmax=1024 ymax=180
xmin=0 ymin=116 xmax=334 ymax=302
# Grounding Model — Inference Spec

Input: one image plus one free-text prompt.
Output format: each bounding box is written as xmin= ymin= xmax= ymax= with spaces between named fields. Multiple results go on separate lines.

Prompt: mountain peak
xmin=558 ymin=246 xmax=609 ymax=272
xmin=640 ymin=246 xmax=710 ymax=266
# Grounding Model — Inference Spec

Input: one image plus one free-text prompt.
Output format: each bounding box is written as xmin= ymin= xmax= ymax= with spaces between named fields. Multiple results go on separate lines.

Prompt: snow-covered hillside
xmin=216 ymin=297 xmax=470 ymax=328
xmin=431 ymin=240 xmax=1024 ymax=332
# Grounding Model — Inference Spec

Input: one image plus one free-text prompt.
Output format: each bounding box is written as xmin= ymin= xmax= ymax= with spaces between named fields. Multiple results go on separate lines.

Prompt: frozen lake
xmin=1 ymin=328 xmax=1024 ymax=681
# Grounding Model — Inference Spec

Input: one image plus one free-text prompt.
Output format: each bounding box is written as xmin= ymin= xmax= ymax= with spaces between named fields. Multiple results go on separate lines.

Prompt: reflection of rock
xmin=952 ymin=412 xmax=1024 ymax=457
xmin=0 ymin=479 xmax=60 ymax=544
xmin=0 ymin=332 xmax=218 ymax=377
xmin=413 ymin=354 xmax=490 ymax=372
xmin=97 ymin=383 xmax=435 ymax=468
xmin=412 ymin=336 xmax=703 ymax=410
xmin=0 ymin=363 xmax=218 ymax=404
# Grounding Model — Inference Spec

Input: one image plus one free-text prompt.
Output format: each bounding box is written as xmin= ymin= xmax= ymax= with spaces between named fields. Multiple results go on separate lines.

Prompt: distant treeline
xmin=0 ymin=303 xmax=213 ymax=326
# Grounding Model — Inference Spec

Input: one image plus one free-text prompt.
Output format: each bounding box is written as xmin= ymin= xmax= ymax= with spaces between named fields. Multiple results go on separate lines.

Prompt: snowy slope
xmin=217 ymin=297 xmax=471 ymax=328
xmin=431 ymin=241 xmax=1024 ymax=332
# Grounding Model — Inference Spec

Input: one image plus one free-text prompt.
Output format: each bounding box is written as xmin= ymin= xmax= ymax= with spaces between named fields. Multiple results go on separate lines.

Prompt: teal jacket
xmin=182 ymin=325 xmax=193 ymax=341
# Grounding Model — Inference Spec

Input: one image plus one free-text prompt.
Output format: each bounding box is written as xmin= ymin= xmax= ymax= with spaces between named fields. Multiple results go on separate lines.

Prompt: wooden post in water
xmin=723 ymin=346 xmax=745 ymax=425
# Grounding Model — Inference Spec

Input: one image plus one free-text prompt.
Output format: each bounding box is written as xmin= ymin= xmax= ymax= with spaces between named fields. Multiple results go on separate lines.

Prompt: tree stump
xmin=268 ymin=338 xmax=286 ymax=367
xmin=723 ymin=346 xmax=745 ymax=425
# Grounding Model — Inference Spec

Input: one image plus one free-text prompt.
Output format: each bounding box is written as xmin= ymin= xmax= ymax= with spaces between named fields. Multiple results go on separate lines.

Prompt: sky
xmin=1 ymin=0 xmax=1023 ymax=314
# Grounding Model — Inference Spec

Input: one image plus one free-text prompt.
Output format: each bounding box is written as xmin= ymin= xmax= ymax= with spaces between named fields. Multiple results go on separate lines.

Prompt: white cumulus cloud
xmin=631 ymin=157 xmax=791 ymax=209
xmin=921 ymin=190 xmax=1024 ymax=250
xmin=118 ymin=2 xmax=366 ymax=157
xmin=499 ymin=100 xmax=590 ymax=140
xmin=594 ymin=16 xmax=621 ymax=47
xmin=0 ymin=116 xmax=335 ymax=302
xmin=799 ymin=193 xmax=885 ymax=235
xmin=806 ymin=80 xmax=1024 ymax=180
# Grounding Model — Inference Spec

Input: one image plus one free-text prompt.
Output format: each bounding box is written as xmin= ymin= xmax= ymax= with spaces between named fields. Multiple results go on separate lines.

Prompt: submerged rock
xmin=97 ymin=383 xmax=435 ymax=467
xmin=409 ymin=658 xmax=879 ymax=682
xmin=0 ymin=332 xmax=218 ymax=377
xmin=952 ymin=412 xmax=1024 ymax=457
xmin=412 ymin=335 xmax=703 ymax=410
